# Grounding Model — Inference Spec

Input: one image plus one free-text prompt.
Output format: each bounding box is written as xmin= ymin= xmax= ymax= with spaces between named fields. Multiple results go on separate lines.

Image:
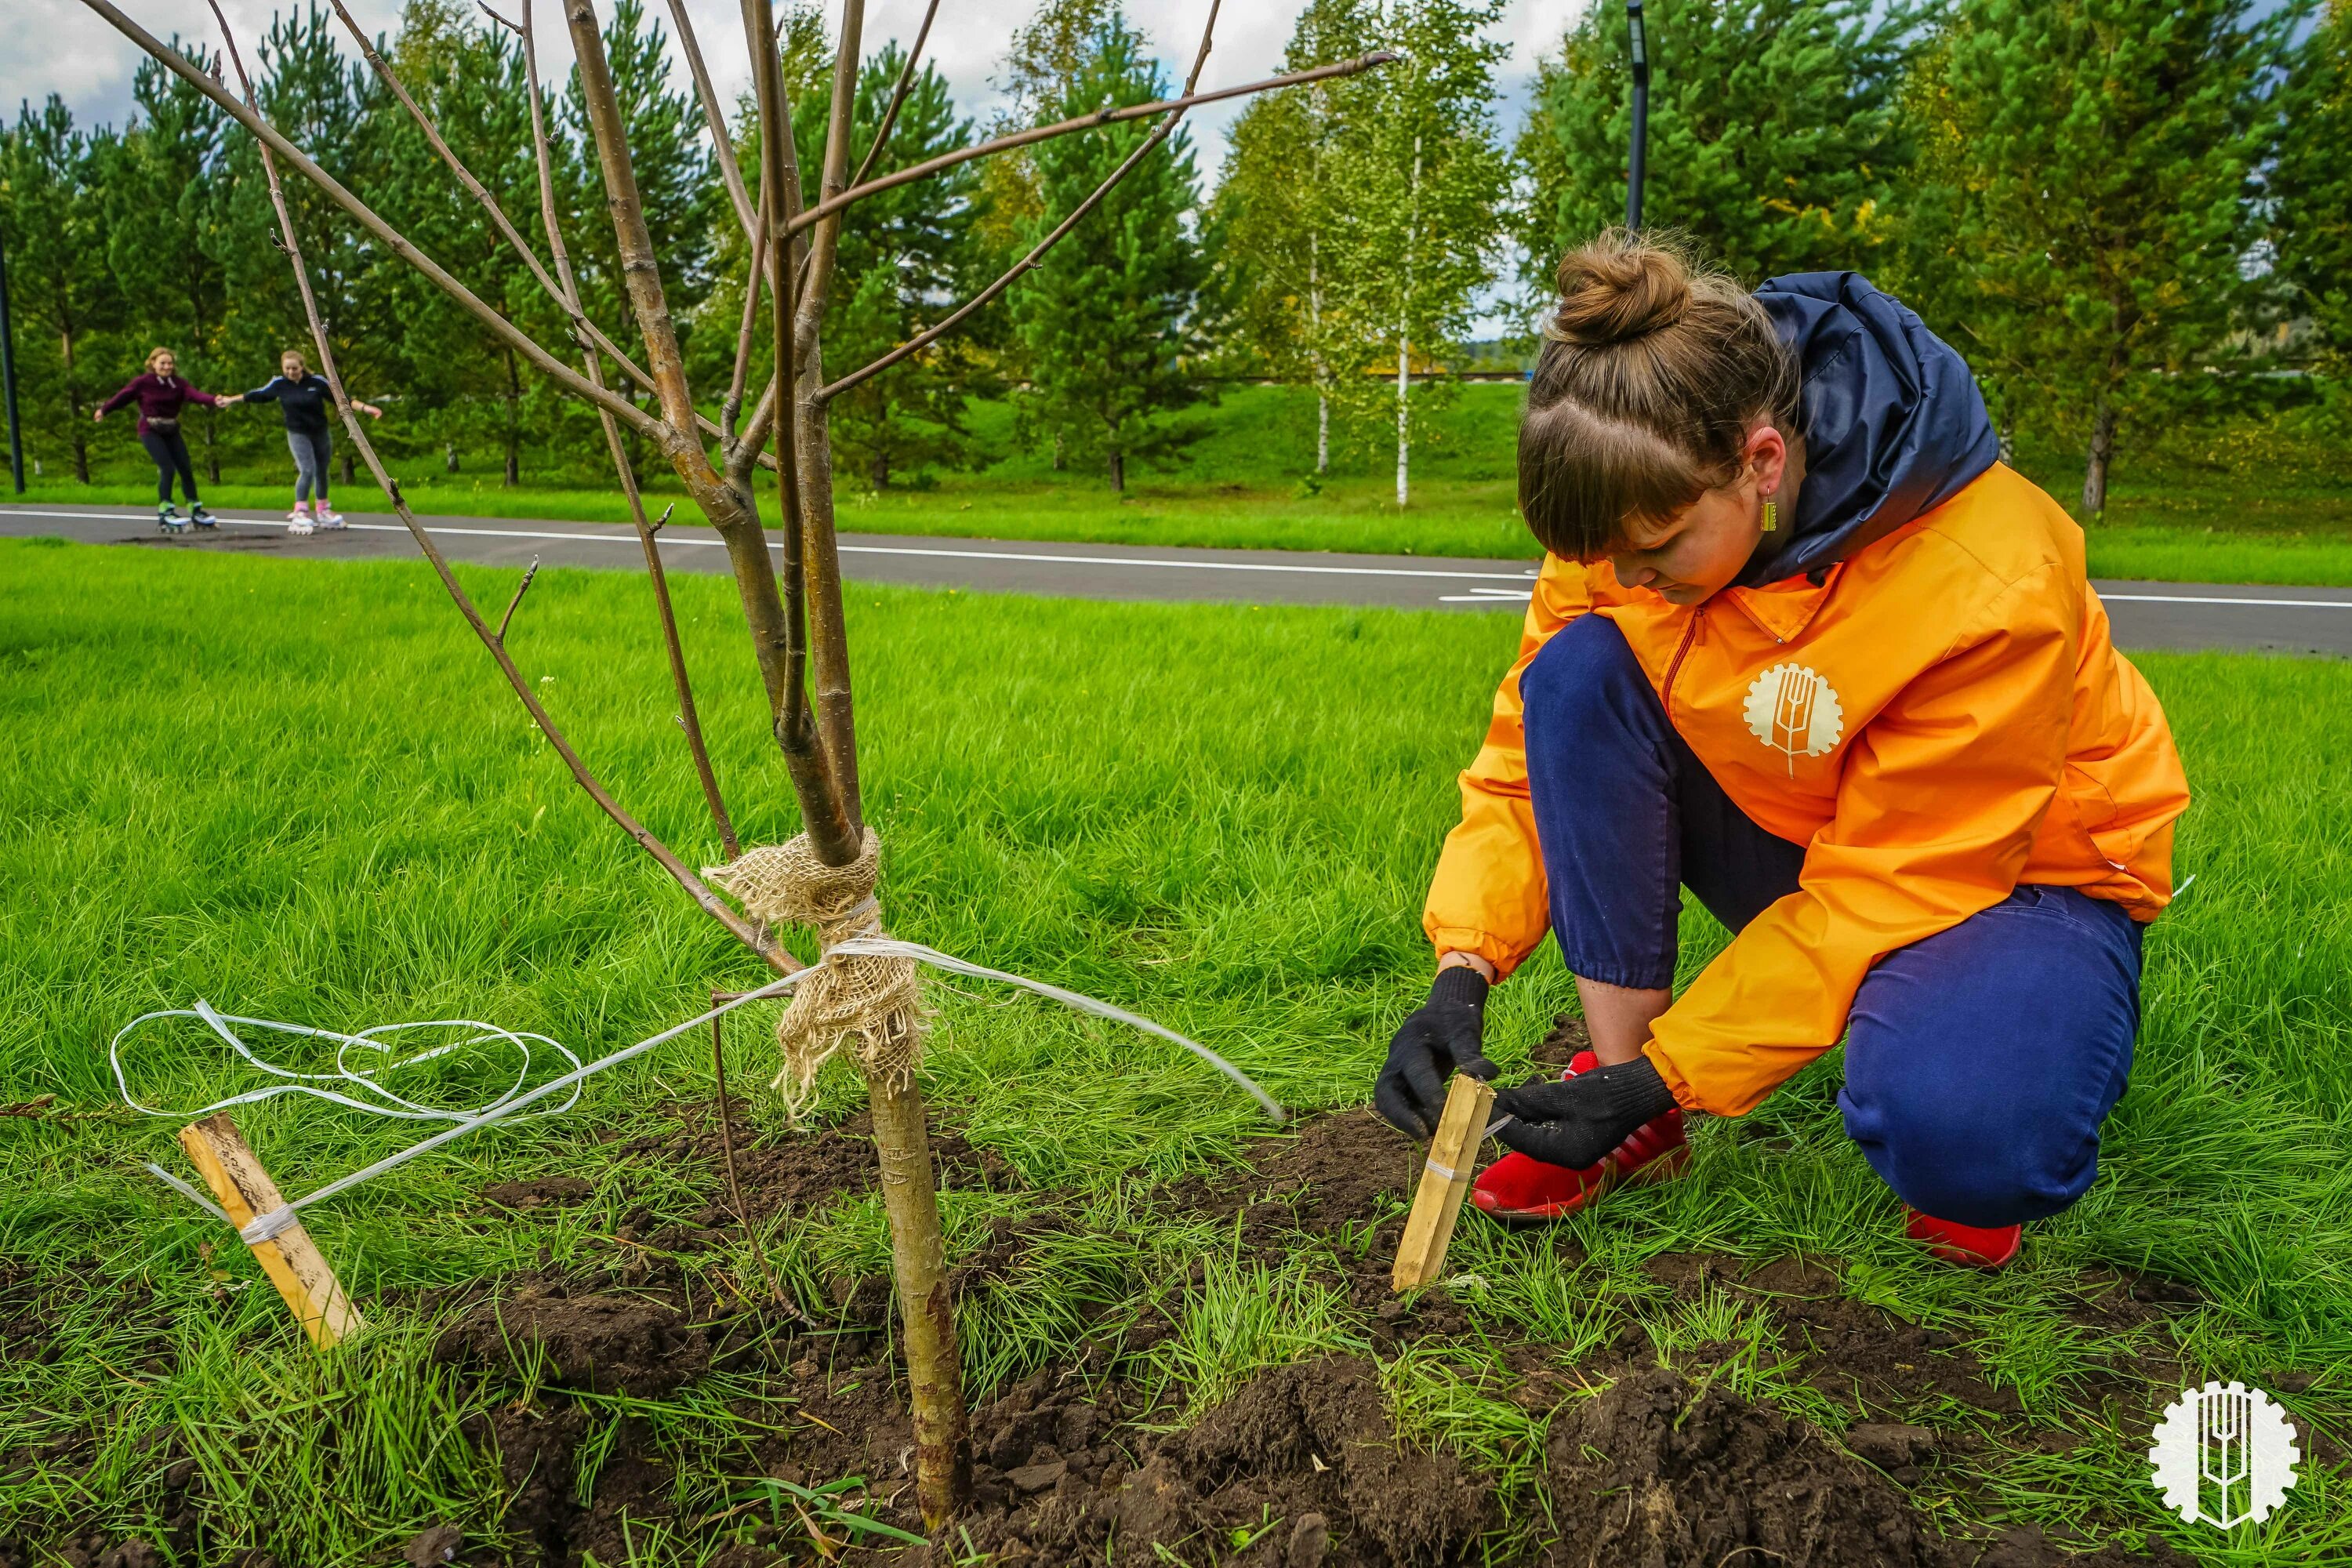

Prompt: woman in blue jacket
xmin=243 ymin=350 xmax=382 ymax=532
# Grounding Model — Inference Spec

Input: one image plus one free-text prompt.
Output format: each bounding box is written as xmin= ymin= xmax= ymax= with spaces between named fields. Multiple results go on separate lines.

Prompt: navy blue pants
xmin=1521 ymin=615 xmax=2143 ymax=1227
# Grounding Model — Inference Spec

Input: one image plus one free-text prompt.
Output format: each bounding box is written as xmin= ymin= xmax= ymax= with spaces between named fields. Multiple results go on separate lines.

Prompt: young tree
xmin=1012 ymin=16 xmax=1210 ymax=492
xmin=1212 ymin=0 xmax=1380 ymax=475
xmin=80 ymin=0 xmax=1387 ymax=1526
xmin=1905 ymin=0 xmax=2289 ymax=515
xmin=1519 ymin=0 xmax=1915 ymax=286
xmin=1324 ymin=0 xmax=1508 ymax=506
xmin=2271 ymin=0 xmax=2352 ymax=364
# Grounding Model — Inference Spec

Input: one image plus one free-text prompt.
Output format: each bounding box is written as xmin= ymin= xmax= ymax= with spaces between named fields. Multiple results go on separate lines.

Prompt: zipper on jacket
xmin=1661 ymin=608 xmax=1703 ymax=720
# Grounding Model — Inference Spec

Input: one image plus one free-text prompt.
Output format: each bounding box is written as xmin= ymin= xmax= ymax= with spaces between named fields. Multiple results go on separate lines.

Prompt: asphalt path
xmin=5 ymin=501 xmax=2349 ymax=655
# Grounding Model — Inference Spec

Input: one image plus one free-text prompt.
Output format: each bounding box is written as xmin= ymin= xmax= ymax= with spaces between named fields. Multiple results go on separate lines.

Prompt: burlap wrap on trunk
xmin=706 ymin=829 xmax=925 ymax=1112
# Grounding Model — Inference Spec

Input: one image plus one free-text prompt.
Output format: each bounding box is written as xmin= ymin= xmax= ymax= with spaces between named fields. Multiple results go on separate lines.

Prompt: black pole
xmin=0 ymin=220 xmax=23 ymax=495
xmin=1625 ymin=0 xmax=1650 ymax=232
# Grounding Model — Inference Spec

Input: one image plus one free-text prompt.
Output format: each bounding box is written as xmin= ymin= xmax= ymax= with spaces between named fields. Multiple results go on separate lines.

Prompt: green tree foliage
xmin=1323 ymin=0 xmax=1509 ymax=505
xmin=819 ymin=46 xmax=986 ymax=489
xmin=2272 ymin=0 xmax=2352 ymax=365
xmin=1210 ymin=0 xmax=1381 ymax=475
xmin=1519 ymin=0 xmax=1914 ymax=288
xmin=1011 ymin=14 xmax=1209 ymax=491
xmin=1903 ymin=0 xmax=2292 ymax=514
xmin=1 ymin=96 xmax=124 ymax=481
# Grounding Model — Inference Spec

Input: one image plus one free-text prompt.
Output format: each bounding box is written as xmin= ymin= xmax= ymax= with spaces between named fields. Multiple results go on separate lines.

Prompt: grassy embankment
xmin=16 ymin=383 xmax=2352 ymax=585
xmin=1 ymin=539 xmax=2348 ymax=1562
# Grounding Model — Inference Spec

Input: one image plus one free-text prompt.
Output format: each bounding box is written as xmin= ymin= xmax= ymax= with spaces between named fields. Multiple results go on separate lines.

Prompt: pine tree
xmin=2272 ymin=0 xmax=2352 ymax=364
xmin=821 ymin=45 xmax=984 ymax=489
xmin=0 ymin=97 xmax=123 ymax=481
xmin=1323 ymin=0 xmax=1508 ymax=506
xmin=1519 ymin=0 xmax=1914 ymax=287
xmin=103 ymin=48 xmax=235 ymax=480
xmin=1011 ymin=14 xmax=1210 ymax=492
xmin=1907 ymin=0 xmax=2290 ymax=515
xmin=1211 ymin=0 xmax=1381 ymax=475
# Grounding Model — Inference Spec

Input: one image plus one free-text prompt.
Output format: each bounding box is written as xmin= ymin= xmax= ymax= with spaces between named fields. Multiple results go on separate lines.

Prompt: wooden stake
xmin=178 ymin=1112 xmax=365 ymax=1349
xmin=1391 ymin=1073 xmax=1496 ymax=1293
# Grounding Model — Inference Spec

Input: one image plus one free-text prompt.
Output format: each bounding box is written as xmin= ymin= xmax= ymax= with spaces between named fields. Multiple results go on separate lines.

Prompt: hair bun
xmin=1549 ymin=230 xmax=1693 ymax=346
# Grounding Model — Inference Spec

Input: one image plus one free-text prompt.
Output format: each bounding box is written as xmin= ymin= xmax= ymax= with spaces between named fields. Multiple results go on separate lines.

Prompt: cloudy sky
xmin=9 ymin=0 xmax=1589 ymax=187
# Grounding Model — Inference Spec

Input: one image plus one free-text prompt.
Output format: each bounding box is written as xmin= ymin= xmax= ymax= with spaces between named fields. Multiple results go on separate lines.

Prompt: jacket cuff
xmin=1426 ymin=927 xmax=1532 ymax=982
xmin=1639 ymin=1039 xmax=1705 ymax=1114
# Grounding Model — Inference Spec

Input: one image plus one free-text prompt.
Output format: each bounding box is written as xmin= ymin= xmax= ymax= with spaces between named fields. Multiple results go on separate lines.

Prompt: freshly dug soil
xmin=938 ymin=1355 xmax=1488 ymax=1566
xmin=358 ymin=1105 xmax=2214 ymax=1566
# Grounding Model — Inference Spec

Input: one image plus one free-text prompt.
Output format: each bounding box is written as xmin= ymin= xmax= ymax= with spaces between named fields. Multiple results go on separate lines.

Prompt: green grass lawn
xmin=2 ymin=539 xmax=2348 ymax=1564
xmin=19 ymin=383 xmax=2352 ymax=585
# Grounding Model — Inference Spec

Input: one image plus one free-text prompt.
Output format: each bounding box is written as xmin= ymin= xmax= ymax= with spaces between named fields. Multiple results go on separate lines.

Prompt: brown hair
xmin=144 ymin=347 xmax=177 ymax=372
xmin=1517 ymin=230 xmax=1798 ymax=560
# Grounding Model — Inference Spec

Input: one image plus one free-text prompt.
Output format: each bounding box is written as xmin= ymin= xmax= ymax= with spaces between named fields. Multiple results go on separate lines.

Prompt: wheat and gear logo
xmin=1743 ymin=663 xmax=1845 ymax=774
xmin=2148 ymin=1381 xmax=2300 ymax=1526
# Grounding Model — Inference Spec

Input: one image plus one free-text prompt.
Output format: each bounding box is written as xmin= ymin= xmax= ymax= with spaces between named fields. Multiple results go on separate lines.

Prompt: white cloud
xmin=12 ymin=0 xmax=1592 ymax=179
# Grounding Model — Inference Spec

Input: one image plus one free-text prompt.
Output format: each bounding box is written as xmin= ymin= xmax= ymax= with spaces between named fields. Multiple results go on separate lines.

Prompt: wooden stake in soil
xmin=1391 ymin=1073 xmax=1496 ymax=1293
xmin=177 ymin=1112 xmax=365 ymax=1348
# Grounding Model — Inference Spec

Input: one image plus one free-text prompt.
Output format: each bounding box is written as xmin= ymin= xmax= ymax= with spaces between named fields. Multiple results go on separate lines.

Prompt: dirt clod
xmin=481 ymin=1176 xmax=593 ymax=1210
xmin=436 ymin=1288 xmax=708 ymax=1396
xmin=401 ymin=1524 xmax=464 ymax=1566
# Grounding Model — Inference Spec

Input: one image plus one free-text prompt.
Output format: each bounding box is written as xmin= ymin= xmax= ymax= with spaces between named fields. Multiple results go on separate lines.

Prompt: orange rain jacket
xmin=1423 ymin=278 xmax=2190 ymax=1119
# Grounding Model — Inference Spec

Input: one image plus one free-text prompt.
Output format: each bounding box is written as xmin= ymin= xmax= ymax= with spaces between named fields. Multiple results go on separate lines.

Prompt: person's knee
xmin=1520 ymin=614 xmax=1646 ymax=737
xmin=1842 ymin=1083 xmax=2098 ymax=1227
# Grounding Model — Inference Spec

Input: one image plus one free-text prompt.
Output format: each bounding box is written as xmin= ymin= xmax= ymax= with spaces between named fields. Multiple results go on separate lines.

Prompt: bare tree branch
xmin=794 ymin=0 xmax=867 ymax=352
xmin=521 ymin=0 xmax=741 ymax=859
xmin=664 ymin=0 xmax=757 ymax=243
xmin=823 ymin=0 xmax=1246 ymax=403
xmin=201 ymin=0 xmax=790 ymax=974
xmin=724 ymin=223 xmax=767 ymax=441
xmin=495 ymin=557 xmax=541 ymax=641
xmin=845 ymin=0 xmax=942 ymax=194
xmin=323 ymin=0 xmax=682 ymax=410
xmin=746 ymin=0 xmax=857 ymax=861
xmin=76 ymin=0 xmax=670 ymax=445
xmin=790 ymin=49 xmax=1399 ymax=239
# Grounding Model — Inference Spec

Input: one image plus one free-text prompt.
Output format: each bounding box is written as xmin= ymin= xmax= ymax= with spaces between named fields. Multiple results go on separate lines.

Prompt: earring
xmin=1761 ymin=499 xmax=1778 ymax=533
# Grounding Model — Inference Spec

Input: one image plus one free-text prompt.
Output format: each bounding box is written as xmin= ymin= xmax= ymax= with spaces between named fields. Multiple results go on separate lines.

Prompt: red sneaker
xmin=1469 ymin=1050 xmax=1689 ymax=1221
xmin=1905 ymin=1207 xmax=2021 ymax=1269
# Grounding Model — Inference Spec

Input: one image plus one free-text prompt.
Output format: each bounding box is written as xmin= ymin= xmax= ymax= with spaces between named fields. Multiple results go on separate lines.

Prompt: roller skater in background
xmin=94 ymin=347 xmax=236 ymax=532
xmin=242 ymin=350 xmax=380 ymax=535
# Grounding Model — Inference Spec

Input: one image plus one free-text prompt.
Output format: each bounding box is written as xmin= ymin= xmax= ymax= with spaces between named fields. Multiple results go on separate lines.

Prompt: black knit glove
xmin=1491 ymin=1056 xmax=1678 ymax=1170
xmin=1373 ymin=967 xmax=1497 ymax=1137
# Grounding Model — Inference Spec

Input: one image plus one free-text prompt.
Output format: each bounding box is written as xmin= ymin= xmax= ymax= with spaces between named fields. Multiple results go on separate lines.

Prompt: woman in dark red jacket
xmin=94 ymin=347 xmax=236 ymax=530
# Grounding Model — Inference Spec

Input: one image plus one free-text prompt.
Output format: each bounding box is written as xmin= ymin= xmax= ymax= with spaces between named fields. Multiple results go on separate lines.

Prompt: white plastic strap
xmin=129 ymin=937 xmax=1285 ymax=1237
xmin=1424 ymin=1157 xmax=1460 ymax=1183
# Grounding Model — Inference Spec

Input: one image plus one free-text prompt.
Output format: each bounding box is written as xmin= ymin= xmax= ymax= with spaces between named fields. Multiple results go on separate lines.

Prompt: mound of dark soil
xmin=1167 ymin=1107 xmax=1420 ymax=1237
xmin=942 ymin=1355 xmax=1487 ymax=1567
xmin=606 ymin=1102 xmax=1019 ymax=1219
xmin=435 ymin=1283 xmax=709 ymax=1396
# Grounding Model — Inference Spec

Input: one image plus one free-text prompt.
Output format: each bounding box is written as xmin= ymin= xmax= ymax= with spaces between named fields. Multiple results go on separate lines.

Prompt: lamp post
xmin=0 ymin=219 xmax=24 ymax=495
xmin=1625 ymin=0 xmax=1650 ymax=232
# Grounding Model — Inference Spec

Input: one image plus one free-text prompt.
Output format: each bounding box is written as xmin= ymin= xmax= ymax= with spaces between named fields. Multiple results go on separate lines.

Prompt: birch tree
xmin=1325 ymin=0 xmax=1506 ymax=506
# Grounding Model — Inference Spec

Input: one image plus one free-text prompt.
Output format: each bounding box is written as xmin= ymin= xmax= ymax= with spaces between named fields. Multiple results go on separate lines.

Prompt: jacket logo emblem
xmin=1744 ymin=664 xmax=1845 ymax=772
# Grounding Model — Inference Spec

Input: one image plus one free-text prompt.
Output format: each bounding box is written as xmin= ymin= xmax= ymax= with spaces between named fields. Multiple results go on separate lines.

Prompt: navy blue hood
xmin=1736 ymin=272 xmax=1999 ymax=589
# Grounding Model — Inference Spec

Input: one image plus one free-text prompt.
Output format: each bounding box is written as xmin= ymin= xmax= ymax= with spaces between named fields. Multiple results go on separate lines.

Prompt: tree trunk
xmin=342 ymin=447 xmax=356 ymax=485
xmin=446 ymin=441 xmax=460 ymax=474
xmin=1309 ymin=231 xmax=1328 ymax=477
xmin=870 ymin=452 xmax=889 ymax=489
xmin=504 ymin=347 xmax=522 ymax=488
xmin=868 ymin=1076 xmax=972 ymax=1522
xmin=1394 ymin=136 xmax=1421 ymax=510
xmin=1109 ymin=447 xmax=1125 ymax=492
xmin=2082 ymin=398 xmax=2115 ymax=518
xmin=204 ymin=406 xmax=220 ymax=482
xmin=1316 ymin=391 xmax=1329 ymax=477
xmin=1394 ymin=339 xmax=1409 ymax=508
xmin=63 ymin=328 xmax=89 ymax=483
xmin=1051 ymin=431 xmax=1064 ymax=472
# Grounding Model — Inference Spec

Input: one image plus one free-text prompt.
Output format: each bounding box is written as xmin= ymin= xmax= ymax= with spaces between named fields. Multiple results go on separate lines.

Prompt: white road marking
xmin=0 ymin=507 xmax=1542 ymax=585
xmin=10 ymin=507 xmax=2352 ymax=608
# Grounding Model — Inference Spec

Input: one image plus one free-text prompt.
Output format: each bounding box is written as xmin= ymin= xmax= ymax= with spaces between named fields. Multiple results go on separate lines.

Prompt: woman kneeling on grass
xmin=243 ymin=349 xmax=382 ymax=532
xmin=1374 ymin=234 xmax=2190 ymax=1270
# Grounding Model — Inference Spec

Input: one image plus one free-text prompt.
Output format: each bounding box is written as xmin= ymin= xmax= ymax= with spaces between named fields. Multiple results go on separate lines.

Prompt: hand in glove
xmin=1373 ymin=967 xmax=1497 ymax=1137
xmin=1491 ymin=1055 xmax=1679 ymax=1171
